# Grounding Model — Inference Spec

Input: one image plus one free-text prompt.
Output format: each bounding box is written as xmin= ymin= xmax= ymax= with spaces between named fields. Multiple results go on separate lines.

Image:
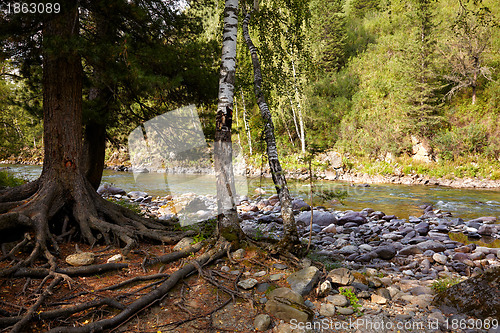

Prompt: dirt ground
xmin=0 ymin=240 xmax=296 ymax=333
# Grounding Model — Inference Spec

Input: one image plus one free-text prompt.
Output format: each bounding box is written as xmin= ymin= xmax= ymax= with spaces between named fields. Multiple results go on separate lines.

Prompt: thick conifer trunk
xmin=242 ymin=11 xmax=300 ymax=250
xmin=0 ymin=3 xmax=182 ymax=266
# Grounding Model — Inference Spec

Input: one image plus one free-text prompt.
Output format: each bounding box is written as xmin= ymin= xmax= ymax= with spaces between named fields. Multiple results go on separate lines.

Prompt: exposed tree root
xmin=43 ymin=241 xmax=230 ymax=333
xmin=0 ymin=172 xmax=186 ymax=279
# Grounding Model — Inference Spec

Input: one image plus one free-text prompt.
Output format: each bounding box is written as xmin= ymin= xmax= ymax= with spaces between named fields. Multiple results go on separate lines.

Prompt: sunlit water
xmin=2 ymin=164 xmax=499 ymax=222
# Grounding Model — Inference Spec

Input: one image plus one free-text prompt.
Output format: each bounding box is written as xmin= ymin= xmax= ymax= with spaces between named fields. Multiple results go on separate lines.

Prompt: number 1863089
xmin=3 ymin=3 xmax=61 ymax=15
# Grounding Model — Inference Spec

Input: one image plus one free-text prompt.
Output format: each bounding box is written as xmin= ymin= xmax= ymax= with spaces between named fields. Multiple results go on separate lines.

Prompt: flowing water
xmin=2 ymin=164 xmax=499 ymax=222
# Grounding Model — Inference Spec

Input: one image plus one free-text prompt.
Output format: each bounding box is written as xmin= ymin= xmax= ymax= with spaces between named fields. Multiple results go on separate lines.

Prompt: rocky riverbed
xmin=100 ymin=185 xmax=500 ymax=332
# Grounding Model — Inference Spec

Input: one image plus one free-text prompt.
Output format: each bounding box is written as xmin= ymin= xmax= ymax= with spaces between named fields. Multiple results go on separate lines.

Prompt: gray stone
xmin=375 ymin=245 xmax=397 ymax=260
xmin=287 ymin=266 xmax=321 ymax=296
xmin=264 ymin=288 xmax=313 ymax=323
xmin=433 ymin=253 xmax=448 ymax=265
xmin=319 ymin=303 xmax=336 ymax=317
xmin=65 ymin=252 xmax=95 ymax=266
xmin=296 ymin=210 xmax=337 ymax=227
xmin=304 ymin=300 xmax=315 ymax=308
xmin=408 ymin=216 xmax=422 ymax=223
xmin=417 ymin=240 xmax=446 ymax=253
xmin=173 ymin=237 xmax=194 ymax=251
xmin=254 ymin=314 xmax=271 ymax=331
xmin=328 ymin=268 xmax=354 ymax=286
xmin=254 ymin=271 xmax=267 ymax=277
xmin=325 ymin=294 xmax=349 ymax=307
xmin=478 ymin=224 xmax=497 ymax=236
xmin=376 ymin=288 xmax=391 ymax=300
xmin=292 ymin=199 xmax=311 ymax=211
xmin=415 ymin=221 xmax=430 ymax=235
xmin=338 ymin=245 xmax=358 ymax=256
xmin=127 ymin=190 xmax=148 ymax=199
xmin=337 ymin=307 xmax=354 ymax=315
xmin=256 ymin=282 xmax=272 ymax=293
xmin=232 ymin=248 xmax=246 ymax=259
xmin=337 ymin=211 xmax=367 ymax=225
xmin=273 ymin=263 xmax=288 ymax=270
xmin=399 ymin=245 xmax=423 ymax=255
xmin=359 ymin=244 xmax=373 ymax=252
xmin=270 ymin=273 xmax=286 ymax=281
xmin=238 ymin=278 xmax=258 ymax=289
xmin=97 ymin=184 xmax=126 ymax=196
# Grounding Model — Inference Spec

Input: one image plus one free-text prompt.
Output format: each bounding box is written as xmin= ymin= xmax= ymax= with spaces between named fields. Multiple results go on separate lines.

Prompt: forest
xmin=0 ymin=0 xmax=499 ymax=332
xmin=1 ymin=0 xmax=500 ymax=180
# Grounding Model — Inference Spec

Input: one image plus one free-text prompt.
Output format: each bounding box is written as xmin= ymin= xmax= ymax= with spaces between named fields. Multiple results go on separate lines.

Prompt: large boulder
xmin=264 ymin=288 xmax=313 ymax=323
xmin=287 ymin=266 xmax=321 ymax=296
xmin=433 ymin=266 xmax=500 ymax=319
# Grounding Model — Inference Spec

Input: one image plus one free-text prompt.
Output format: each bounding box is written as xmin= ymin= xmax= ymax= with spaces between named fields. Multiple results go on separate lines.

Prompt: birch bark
xmin=214 ymin=0 xmax=243 ymax=243
xmin=242 ymin=10 xmax=300 ymax=250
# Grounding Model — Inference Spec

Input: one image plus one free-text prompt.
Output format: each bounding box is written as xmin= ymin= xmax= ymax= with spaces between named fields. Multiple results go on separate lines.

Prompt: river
xmin=2 ymin=164 xmax=499 ymax=223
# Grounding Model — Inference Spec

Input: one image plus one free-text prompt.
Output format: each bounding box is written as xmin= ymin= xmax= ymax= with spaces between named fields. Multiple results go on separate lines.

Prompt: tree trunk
xmin=41 ymin=3 xmax=84 ymax=184
xmin=214 ymin=0 xmax=243 ymax=244
xmin=290 ymin=59 xmax=306 ymax=154
xmin=1 ymin=3 xmax=181 ymax=265
xmin=241 ymin=90 xmax=253 ymax=155
xmin=82 ymin=10 xmax=115 ymax=190
xmin=242 ymin=11 xmax=300 ymax=251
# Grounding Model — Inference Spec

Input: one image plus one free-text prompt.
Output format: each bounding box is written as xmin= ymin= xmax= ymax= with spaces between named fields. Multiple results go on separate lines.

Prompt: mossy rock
xmin=432 ymin=266 xmax=500 ymax=319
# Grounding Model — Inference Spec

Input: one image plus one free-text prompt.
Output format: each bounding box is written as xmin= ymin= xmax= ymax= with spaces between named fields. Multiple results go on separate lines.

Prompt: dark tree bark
xmin=0 ymin=3 xmax=182 ymax=275
xmin=242 ymin=11 xmax=300 ymax=251
xmin=82 ymin=10 xmax=113 ymax=191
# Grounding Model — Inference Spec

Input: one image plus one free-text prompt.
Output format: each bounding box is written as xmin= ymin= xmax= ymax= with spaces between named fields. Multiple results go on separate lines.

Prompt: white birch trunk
xmin=291 ymin=59 xmax=306 ymax=154
xmin=241 ymin=90 xmax=253 ymax=155
xmin=214 ymin=0 xmax=242 ymax=241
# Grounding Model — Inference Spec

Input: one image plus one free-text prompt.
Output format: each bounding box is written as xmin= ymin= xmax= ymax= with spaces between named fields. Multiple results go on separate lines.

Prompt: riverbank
xmin=3 ymin=150 xmax=500 ymax=189
xmin=101 ymin=187 xmax=500 ymax=332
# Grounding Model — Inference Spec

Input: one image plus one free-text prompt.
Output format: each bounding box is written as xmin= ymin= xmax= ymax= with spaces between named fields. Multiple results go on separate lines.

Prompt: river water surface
xmin=2 ymin=164 xmax=499 ymax=222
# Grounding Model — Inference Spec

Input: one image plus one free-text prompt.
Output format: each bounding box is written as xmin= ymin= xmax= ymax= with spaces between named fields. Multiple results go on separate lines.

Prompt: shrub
xmin=0 ymin=170 xmax=25 ymax=188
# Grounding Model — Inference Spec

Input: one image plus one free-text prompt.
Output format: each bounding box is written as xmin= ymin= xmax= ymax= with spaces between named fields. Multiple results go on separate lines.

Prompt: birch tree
xmin=214 ymin=0 xmax=244 ymax=243
xmin=242 ymin=9 xmax=300 ymax=250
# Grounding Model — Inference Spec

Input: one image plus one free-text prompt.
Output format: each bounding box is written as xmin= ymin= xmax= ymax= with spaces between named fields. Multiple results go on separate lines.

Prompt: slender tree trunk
xmin=241 ymin=90 xmax=252 ymax=155
xmin=234 ymin=96 xmax=243 ymax=152
xmin=214 ymin=0 xmax=243 ymax=244
xmin=242 ymin=11 xmax=300 ymax=250
xmin=288 ymin=93 xmax=301 ymax=140
xmin=291 ymin=59 xmax=306 ymax=154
